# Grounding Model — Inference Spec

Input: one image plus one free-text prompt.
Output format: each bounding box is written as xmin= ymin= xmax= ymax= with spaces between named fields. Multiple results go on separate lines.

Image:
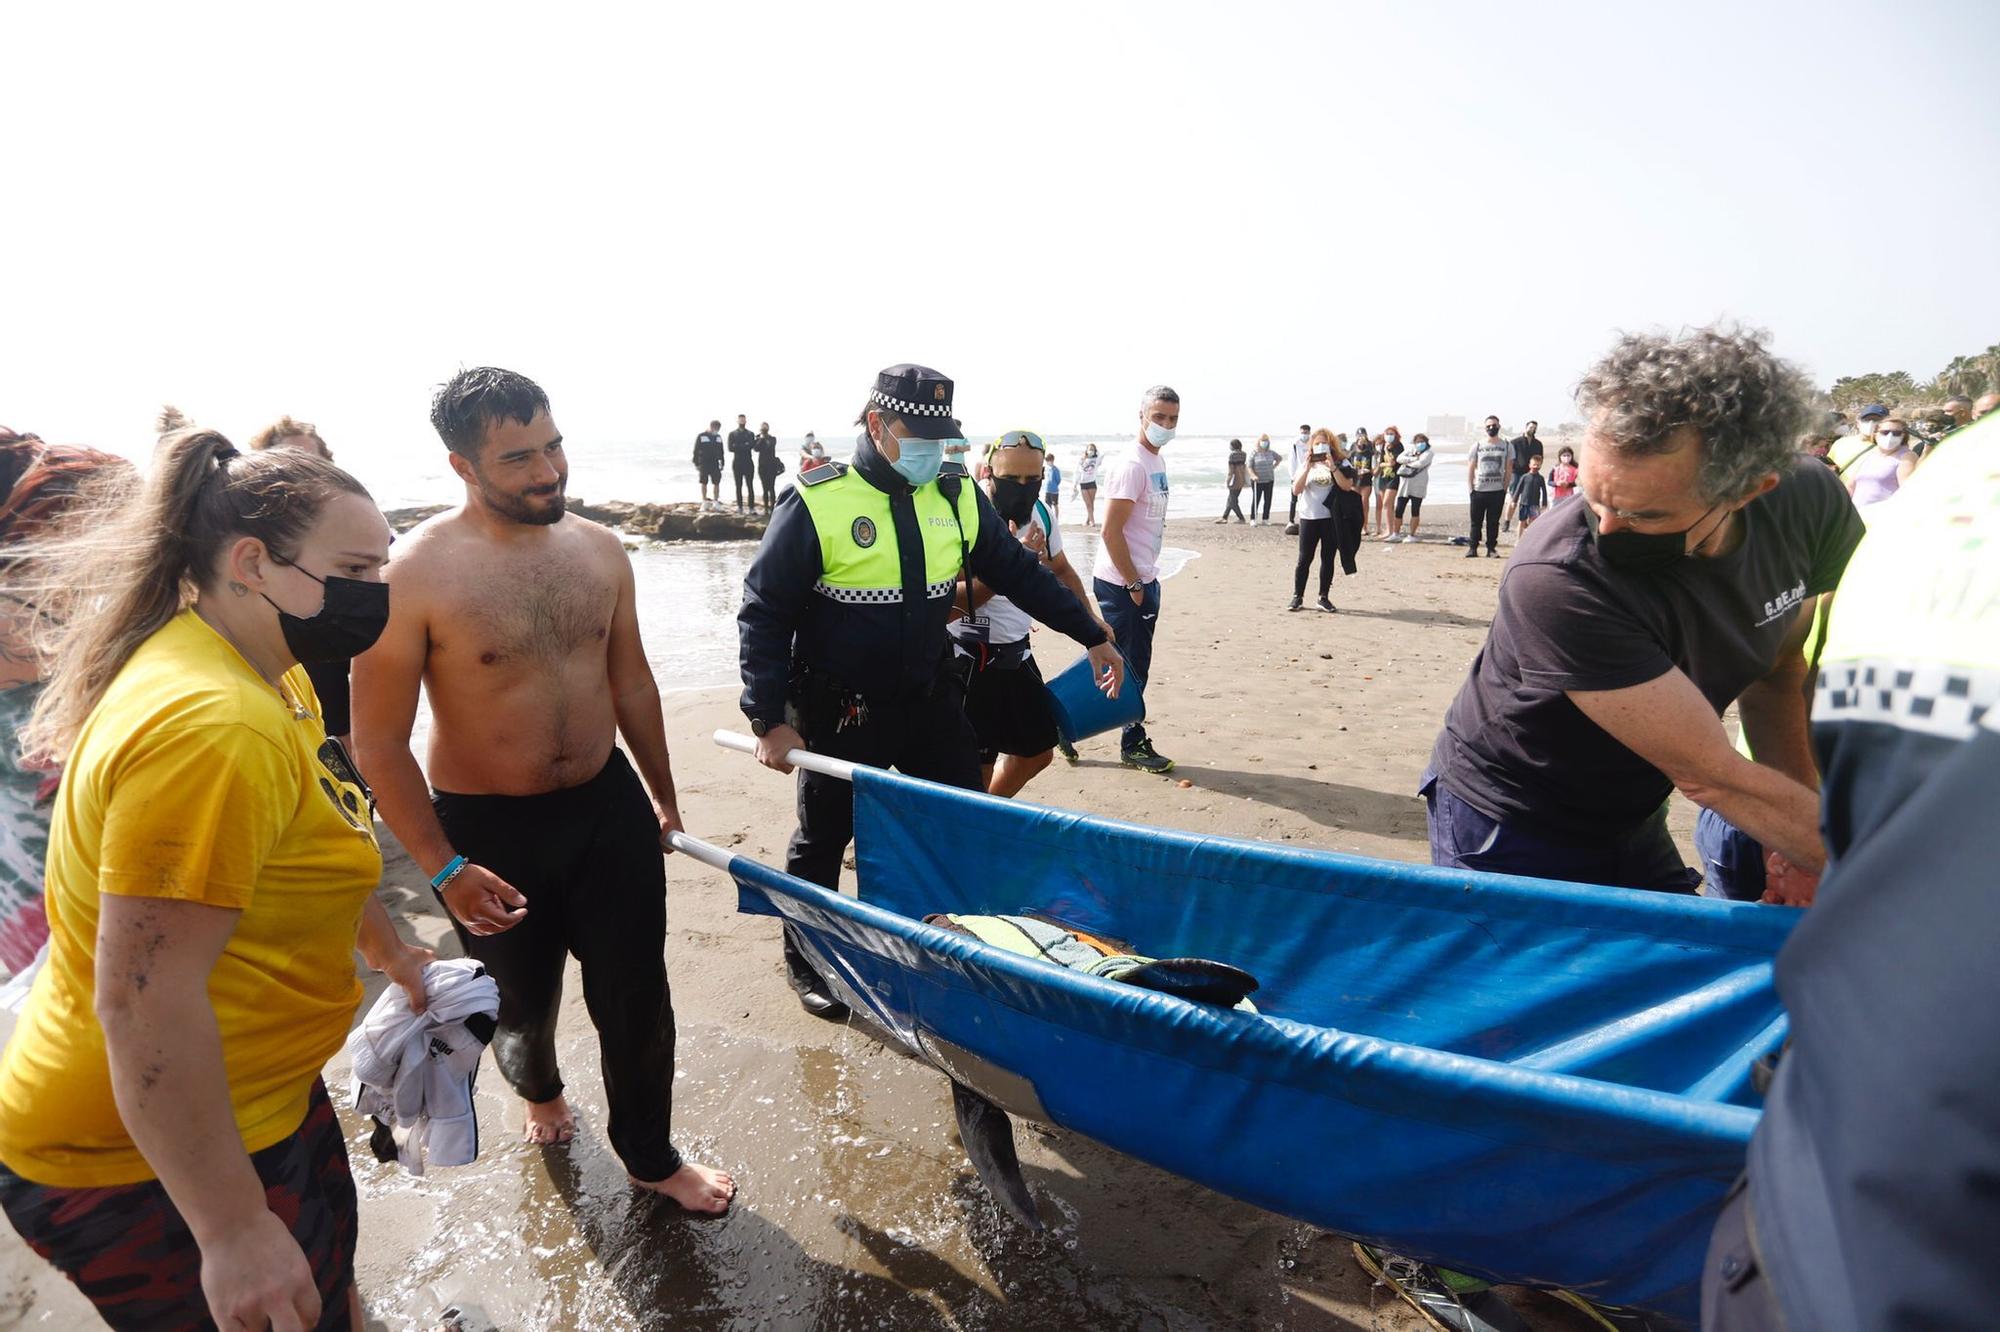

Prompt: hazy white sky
xmin=5 ymin=0 xmax=1996 ymax=462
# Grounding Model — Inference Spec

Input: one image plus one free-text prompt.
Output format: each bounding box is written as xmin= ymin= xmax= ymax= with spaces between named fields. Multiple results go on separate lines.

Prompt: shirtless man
xmin=352 ymin=366 xmax=733 ymax=1214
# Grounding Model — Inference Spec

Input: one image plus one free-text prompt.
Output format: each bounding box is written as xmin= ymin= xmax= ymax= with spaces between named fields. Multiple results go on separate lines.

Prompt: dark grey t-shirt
xmin=1431 ymin=457 xmax=1864 ymax=840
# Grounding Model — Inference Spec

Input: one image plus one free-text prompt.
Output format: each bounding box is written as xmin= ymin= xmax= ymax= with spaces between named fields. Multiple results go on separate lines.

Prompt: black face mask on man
xmin=989 ymin=476 xmax=1041 ymax=527
xmin=263 ymin=557 xmax=391 ymax=662
xmin=1584 ymin=502 xmax=1723 ymax=575
xmin=1485 ymin=423 xmax=1501 ymax=437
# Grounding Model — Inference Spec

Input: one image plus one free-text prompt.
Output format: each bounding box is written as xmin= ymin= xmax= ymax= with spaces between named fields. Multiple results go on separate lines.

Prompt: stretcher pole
xmin=664 ymin=829 xmax=737 ymax=872
xmin=712 ymin=728 xmax=857 ymax=782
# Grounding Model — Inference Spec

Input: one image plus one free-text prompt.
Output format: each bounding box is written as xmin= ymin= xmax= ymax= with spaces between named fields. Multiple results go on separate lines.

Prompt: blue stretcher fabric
xmin=730 ymin=766 xmax=1798 ymax=1323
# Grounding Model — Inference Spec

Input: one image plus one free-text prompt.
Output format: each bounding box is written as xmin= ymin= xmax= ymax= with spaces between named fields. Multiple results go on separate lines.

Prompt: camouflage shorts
xmin=0 ymin=1078 xmax=356 ymax=1331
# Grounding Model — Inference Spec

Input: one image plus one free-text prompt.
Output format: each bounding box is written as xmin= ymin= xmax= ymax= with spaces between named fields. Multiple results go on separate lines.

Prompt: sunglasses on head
xmin=991 ymin=429 xmax=1046 ymax=453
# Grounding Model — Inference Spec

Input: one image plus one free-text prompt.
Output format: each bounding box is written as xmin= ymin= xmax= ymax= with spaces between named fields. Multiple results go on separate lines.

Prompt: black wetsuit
xmin=429 ymin=750 xmax=682 ymax=1183
xmin=754 ymin=432 xmax=782 ymax=510
xmin=728 ymin=427 xmax=757 ymax=508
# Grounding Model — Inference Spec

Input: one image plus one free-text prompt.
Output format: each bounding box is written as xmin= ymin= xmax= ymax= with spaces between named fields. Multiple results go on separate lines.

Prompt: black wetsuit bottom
xmin=430 ymin=749 xmax=681 ymax=1182
xmin=733 ymin=465 xmax=756 ymax=508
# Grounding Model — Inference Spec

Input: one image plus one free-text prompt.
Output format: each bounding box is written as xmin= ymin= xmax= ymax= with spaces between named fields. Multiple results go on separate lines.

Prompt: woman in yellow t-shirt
xmin=0 ymin=429 xmax=432 ymax=1332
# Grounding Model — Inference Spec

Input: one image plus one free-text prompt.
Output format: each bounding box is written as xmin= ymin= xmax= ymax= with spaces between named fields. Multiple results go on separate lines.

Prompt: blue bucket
xmin=1042 ymin=652 xmax=1145 ymax=744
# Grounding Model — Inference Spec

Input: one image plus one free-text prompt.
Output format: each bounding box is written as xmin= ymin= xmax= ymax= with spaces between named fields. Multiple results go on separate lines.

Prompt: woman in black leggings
xmin=1288 ymin=430 xmax=1355 ymax=611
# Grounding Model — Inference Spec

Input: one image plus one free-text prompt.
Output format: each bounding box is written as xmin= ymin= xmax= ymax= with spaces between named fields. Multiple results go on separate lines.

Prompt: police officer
xmin=737 ymin=364 xmax=1125 ymax=1017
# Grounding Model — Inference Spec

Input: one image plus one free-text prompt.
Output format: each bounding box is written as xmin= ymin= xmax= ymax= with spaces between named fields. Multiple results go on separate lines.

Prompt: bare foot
xmin=522 ymin=1095 xmax=576 ymax=1145
xmin=631 ymin=1160 xmax=736 ymax=1215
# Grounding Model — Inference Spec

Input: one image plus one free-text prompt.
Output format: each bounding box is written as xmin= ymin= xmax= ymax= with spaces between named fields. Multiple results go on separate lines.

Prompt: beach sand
xmin=3 ymin=510 xmax=1694 ymax=1331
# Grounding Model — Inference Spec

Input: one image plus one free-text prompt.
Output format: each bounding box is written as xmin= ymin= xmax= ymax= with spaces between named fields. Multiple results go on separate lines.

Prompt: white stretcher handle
xmin=665 ymin=830 xmax=737 ymax=872
xmin=712 ymin=728 xmax=858 ymax=782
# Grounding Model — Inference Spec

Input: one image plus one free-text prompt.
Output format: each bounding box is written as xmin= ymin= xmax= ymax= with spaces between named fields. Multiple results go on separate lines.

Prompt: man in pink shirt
xmin=1091 ymin=385 xmax=1180 ymax=774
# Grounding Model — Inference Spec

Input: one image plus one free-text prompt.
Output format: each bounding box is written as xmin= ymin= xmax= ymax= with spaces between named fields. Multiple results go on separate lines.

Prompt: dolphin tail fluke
xmin=951 ymin=1083 xmax=1044 ymax=1231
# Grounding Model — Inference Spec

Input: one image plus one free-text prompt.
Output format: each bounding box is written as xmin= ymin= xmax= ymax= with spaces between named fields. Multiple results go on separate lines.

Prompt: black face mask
xmin=990 ymin=476 xmax=1041 ymax=526
xmin=1584 ymin=503 xmax=1722 ymax=575
xmin=263 ymin=558 xmax=390 ymax=663
xmin=1485 ymin=424 xmax=1501 ymax=437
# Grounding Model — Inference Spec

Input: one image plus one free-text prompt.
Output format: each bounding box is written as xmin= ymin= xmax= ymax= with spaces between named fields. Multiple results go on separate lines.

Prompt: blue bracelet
xmin=430 ymin=855 xmax=469 ymax=891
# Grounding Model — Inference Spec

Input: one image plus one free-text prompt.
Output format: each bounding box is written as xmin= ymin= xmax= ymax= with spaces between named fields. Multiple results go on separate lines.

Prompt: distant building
xmin=1424 ymin=414 xmax=1467 ymax=442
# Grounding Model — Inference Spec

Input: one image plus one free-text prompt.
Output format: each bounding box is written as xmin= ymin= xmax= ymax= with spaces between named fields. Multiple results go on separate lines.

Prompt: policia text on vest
xmin=735 ymin=363 xmax=1122 ymax=1016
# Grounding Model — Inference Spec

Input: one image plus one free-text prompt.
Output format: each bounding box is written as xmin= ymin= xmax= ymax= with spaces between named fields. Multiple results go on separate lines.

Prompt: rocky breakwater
xmin=381 ymin=498 xmax=769 ymax=541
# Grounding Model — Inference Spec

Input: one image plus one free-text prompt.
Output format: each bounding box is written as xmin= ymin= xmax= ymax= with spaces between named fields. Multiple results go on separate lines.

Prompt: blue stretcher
xmin=688 ymin=743 xmax=1796 ymax=1325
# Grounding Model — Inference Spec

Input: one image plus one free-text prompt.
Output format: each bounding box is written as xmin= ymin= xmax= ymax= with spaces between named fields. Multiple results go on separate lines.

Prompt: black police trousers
xmin=785 ymin=682 xmax=984 ymax=890
xmin=783 ymin=680 xmax=984 ymax=998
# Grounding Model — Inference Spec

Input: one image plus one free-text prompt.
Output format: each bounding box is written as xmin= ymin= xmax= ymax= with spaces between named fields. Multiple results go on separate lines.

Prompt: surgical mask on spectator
xmin=1144 ymin=423 xmax=1176 ymax=448
xmin=1878 ymin=430 xmax=1905 ymax=445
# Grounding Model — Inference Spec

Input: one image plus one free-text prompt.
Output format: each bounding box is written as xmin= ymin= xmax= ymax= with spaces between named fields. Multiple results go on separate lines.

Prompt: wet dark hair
xmin=429 ymin=367 xmax=551 ymax=460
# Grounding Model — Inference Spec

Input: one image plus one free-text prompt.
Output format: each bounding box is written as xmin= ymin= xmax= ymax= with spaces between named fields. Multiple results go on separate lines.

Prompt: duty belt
xmin=790 ymin=653 xmax=966 ymax=722
xmin=950 ymin=637 xmax=1033 ymax=672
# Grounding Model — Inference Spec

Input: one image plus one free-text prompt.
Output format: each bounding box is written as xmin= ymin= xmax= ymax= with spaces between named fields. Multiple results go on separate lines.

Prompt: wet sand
xmin=3 ymin=511 xmax=1690 ymax=1330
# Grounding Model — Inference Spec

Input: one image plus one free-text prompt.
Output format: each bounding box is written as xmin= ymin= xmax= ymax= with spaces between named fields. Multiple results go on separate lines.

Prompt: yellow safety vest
xmin=794 ymin=466 xmax=981 ymax=603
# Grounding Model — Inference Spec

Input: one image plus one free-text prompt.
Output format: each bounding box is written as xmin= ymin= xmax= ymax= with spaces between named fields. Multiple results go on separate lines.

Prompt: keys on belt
xmin=836 ymin=696 xmax=870 ymax=733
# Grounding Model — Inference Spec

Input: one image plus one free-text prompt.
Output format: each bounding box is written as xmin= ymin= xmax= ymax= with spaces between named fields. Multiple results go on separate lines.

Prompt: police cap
xmin=868 ymin=364 xmax=961 ymax=441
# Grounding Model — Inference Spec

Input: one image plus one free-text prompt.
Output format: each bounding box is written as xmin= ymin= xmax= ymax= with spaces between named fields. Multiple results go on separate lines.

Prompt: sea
xmin=352 ymin=432 xmax=1470 ymax=693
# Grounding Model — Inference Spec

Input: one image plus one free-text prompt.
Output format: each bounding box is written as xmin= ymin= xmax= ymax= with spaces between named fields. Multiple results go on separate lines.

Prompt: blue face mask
xmin=889 ymin=436 xmax=948 ymax=487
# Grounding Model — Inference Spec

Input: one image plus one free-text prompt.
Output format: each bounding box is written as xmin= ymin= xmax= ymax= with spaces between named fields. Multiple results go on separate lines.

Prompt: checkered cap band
xmin=1814 ymin=656 xmax=1999 ymax=742
xmin=870 ymin=389 xmax=954 ymax=418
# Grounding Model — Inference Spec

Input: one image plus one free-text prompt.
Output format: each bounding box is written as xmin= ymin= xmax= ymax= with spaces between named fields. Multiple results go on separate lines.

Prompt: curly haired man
xmin=1419 ymin=325 xmax=1865 ymax=893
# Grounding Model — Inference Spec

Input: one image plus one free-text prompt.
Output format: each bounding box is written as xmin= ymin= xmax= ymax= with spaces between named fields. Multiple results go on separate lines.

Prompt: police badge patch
xmin=852 ymin=516 xmax=876 ymax=548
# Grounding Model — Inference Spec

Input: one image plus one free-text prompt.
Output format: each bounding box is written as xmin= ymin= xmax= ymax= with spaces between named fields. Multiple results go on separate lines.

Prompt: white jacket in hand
xmin=347 ymin=957 xmax=500 ymax=1176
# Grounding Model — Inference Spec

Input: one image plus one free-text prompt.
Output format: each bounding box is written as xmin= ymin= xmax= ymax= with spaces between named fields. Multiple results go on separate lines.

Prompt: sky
xmin=4 ymin=0 xmax=1997 ymax=466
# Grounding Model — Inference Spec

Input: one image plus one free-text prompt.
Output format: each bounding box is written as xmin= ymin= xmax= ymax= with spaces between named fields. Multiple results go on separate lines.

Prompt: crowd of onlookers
xmin=691 ymin=415 xmax=791 ymax=514
xmin=1802 ymin=392 xmax=1995 ymax=510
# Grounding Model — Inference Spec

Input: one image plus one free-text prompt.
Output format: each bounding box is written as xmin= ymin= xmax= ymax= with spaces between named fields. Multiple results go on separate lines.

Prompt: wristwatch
xmin=750 ymin=717 xmax=772 ymax=738
xmin=1125 ymin=579 xmax=1143 ymax=592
